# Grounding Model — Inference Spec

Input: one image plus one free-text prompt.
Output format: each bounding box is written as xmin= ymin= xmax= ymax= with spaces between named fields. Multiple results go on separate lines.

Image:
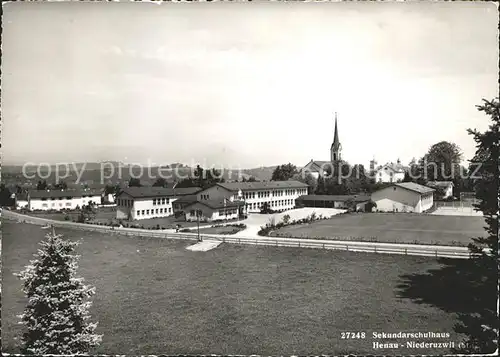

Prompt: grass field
xmin=270 ymin=213 xmax=487 ymax=246
xmin=2 ymin=221 xmax=466 ymax=355
xmin=183 ymin=225 xmax=246 ymax=235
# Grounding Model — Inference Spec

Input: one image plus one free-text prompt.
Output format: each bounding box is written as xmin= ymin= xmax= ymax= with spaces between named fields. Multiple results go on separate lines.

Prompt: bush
xmin=282 ymin=214 xmax=291 ymax=225
xmin=258 ymin=226 xmax=273 ymax=236
xmin=64 ymin=215 xmax=70 ymax=221
xmin=230 ymin=223 xmax=246 ymax=229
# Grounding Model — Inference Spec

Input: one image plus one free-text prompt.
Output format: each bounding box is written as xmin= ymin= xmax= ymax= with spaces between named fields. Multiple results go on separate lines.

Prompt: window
xmin=137 ymin=210 xmax=141 ymax=216
xmin=142 ymin=210 xmax=145 ymax=215
xmin=156 ymin=209 xmax=159 ymax=214
xmin=168 ymin=208 xmax=171 ymax=213
xmin=190 ymin=210 xmax=195 ymax=216
xmin=147 ymin=209 xmax=150 ymax=215
xmin=160 ymin=208 xmax=163 ymax=213
xmin=66 ymin=202 xmax=71 ymax=206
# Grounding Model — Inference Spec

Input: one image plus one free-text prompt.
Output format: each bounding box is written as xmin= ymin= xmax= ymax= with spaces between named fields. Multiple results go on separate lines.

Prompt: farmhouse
xmin=373 ymin=160 xmax=407 ymax=183
xmin=115 ymin=186 xmax=202 ymax=220
xmin=371 ymin=182 xmax=434 ymax=213
xmin=28 ymin=189 xmax=103 ymax=211
xmin=184 ymin=199 xmax=246 ymax=222
xmin=426 ymin=181 xmax=454 ymax=199
xmin=296 ymin=194 xmax=371 ymax=211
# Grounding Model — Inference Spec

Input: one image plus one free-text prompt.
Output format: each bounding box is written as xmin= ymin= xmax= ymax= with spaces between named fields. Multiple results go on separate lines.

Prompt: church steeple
xmin=330 ymin=112 xmax=342 ymax=162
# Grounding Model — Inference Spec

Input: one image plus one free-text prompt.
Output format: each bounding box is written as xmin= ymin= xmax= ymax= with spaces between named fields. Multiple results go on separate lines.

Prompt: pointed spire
xmin=332 ymin=112 xmax=340 ymax=149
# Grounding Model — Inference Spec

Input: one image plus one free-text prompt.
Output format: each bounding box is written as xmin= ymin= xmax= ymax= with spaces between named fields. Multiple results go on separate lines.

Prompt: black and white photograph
xmin=1 ymin=1 xmax=498 ymax=355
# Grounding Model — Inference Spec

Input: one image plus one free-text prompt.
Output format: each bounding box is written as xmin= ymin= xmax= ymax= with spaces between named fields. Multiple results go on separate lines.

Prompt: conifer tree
xmin=454 ymin=98 xmax=499 ymax=353
xmin=15 ymin=229 xmax=102 ymax=355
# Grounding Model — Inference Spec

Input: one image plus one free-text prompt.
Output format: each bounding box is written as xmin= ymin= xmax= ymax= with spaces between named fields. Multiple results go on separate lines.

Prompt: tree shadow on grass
xmin=396 ymin=258 xmax=478 ymax=314
xmin=396 ymin=257 xmax=497 ymax=354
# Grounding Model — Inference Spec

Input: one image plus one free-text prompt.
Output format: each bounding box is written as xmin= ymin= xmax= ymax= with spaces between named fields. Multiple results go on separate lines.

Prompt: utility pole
xmin=197 ymin=210 xmax=201 ymax=242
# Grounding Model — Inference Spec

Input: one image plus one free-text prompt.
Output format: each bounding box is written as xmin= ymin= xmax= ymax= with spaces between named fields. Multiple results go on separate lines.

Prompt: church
xmin=301 ymin=113 xmax=343 ymax=179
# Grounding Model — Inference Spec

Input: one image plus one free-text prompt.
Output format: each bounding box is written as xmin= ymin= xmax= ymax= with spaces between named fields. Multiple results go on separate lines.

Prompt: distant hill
xmin=241 ymin=166 xmax=277 ymax=181
xmin=2 ymin=162 xmax=293 ymax=187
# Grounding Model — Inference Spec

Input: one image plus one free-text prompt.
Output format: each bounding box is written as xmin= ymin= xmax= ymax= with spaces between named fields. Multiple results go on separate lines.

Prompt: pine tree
xmin=15 ymin=229 xmax=102 ymax=355
xmin=454 ymin=98 xmax=499 ymax=353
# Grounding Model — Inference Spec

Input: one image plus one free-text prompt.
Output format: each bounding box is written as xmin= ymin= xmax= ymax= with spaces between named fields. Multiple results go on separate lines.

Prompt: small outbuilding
xmin=296 ymin=194 xmax=372 ymax=211
xmin=371 ymin=182 xmax=434 ymax=213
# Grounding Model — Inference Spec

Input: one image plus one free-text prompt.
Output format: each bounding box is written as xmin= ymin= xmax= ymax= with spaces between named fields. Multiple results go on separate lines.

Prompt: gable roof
xmin=297 ymin=194 xmax=371 ymax=203
xmin=302 ymin=160 xmax=333 ymax=173
xmin=171 ymin=194 xmax=198 ymax=205
xmin=118 ymin=186 xmax=202 ymax=199
xmin=216 ymin=180 xmax=308 ymax=192
xmin=394 ymin=182 xmax=435 ymax=195
xmin=184 ymin=199 xmax=245 ymax=210
xmin=29 ymin=189 xmax=102 ymax=199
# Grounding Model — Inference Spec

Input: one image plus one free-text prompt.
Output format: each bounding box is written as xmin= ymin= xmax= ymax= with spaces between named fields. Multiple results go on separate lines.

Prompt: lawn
xmin=183 ymin=225 xmax=246 ymax=235
xmin=270 ymin=213 xmax=487 ymax=246
xmin=2 ymin=221 xmax=467 ymax=355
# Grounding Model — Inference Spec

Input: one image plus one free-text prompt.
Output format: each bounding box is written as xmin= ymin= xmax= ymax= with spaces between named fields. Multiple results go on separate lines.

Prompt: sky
xmin=2 ymin=1 xmax=498 ymax=169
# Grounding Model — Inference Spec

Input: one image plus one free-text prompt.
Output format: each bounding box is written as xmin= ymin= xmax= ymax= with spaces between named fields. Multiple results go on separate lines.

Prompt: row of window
xmin=40 ymin=202 xmax=73 ymax=208
xmin=153 ymin=198 xmax=170 ymax=205
xmin=136 ymin=207 xmax=172 ymax=216
xmin=246 ymin=199 xmax=295 ymax=210
xmin=200 ymin=194 xmax=210 ymax=200
xmin=218 ymin=208 xmax=237 ymax=215
xmin=244 ymin=188 xmax=307 ymax=200
xmin=118 ymin=199 xmax=133 ymax=207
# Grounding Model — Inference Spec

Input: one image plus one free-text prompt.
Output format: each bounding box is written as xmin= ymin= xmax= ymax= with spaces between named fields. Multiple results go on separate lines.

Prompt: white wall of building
xmin=420 ymin=192 xmax=434 ymax=211
xmin=116 ymin=192 xmax=177 ymax=221
xmin=240 ymin=187 xmax=308 ymax=213
xmin=16 ymin=200 xmax=29 ymax=209
xmin=376 ymin=168 xmax=405 ymax=183
xmin=372 ymin=186 xmax=420 ymax=213
xmin=29 ymin=195 xmax=102 ymax=211
xmin=371 ymin=186 xmax=433 ymax=213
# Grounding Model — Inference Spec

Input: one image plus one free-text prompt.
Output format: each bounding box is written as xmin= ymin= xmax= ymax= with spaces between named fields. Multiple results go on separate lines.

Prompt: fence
xmin=2 ymin=210 xmax=477 ymax=259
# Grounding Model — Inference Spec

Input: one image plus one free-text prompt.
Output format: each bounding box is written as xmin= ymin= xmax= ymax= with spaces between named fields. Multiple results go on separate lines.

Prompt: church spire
xmin=330 ymin=112 xmax=342 ymax=162
xmin=333 ymin=112 xmax=340 ymax=149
